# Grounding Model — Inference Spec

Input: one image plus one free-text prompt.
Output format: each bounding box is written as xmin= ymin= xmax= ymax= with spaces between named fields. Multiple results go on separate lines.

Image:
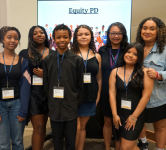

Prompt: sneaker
xmin=137 ymin=139 xmax=149 ymax=150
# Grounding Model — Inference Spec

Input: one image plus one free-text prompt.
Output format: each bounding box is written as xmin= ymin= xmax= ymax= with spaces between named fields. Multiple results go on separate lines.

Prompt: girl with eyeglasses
xmin=98 ymin=22 xmax=129 ymax=150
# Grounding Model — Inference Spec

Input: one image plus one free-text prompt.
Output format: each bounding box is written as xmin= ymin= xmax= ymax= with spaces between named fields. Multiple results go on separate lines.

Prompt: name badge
xmin=121 ymin=98 xmax=131 ymax=110
xmin=53 ymin=87 xmax=64 ymax=98
xmin=83 ymin=73 xmax=91 ymax=83
xmin=32 ymin=75 xmax=43 ymax=85
xmin=2 ymin=87 xmax=14 ymax=99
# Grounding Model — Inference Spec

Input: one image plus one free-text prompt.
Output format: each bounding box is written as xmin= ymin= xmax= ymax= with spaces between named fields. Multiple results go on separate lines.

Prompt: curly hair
xmin=105 ymin=22 xmax=129 ymax=51
xmin=0 ymin=26 xmax=21 ymax=48
xmin=121 ymin=42 xmax=144 ymax=89
xmin=28 ymin=25 xmax=49 ymax=66
xmin=136 ymin=17 xmax=166 ymax=53
xmin=52 ymin=24 xmax=72 ymax=39
xmin=71 ymin=25 xmax=96 ymax=54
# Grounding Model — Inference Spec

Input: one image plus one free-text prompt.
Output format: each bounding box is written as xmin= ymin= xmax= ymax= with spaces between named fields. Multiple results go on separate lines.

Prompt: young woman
xmin=98 ymin=22 xmax=129 ymax=150
xmin=109 ymin=42 xmax=153 ymax=150
xmin=19 ymin=25 xmax=54 ymax=150
xmin=71 ymin=25 xmax=102 ymax=150
xmin=0 ymin=26 xmax=31 ymax=150
xmin=136 ymin=17 xmax=166 ymax=150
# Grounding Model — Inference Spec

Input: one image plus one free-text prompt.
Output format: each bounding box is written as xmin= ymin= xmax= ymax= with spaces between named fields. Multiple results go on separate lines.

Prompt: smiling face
xmin=124 ymin=47 xmax=138 ymax=65
xmin=109 ymin=25 xmax=123 ymax=46
xmin=141 ymin=20 xmax=157 ymax=43
xmin=2 ymin=30 xmax=19 ymax=51
xmin=33 ymin=27 xmax=46 ymax=45
xmin=53 ymin=29 xmax=71 ymax=51
xmin=77 ymin=27 xmax=91 ymax=47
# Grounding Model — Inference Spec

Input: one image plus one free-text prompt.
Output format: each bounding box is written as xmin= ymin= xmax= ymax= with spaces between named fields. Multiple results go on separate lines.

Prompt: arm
xmin=18 ymin=58 xmax=31 ymax=120
xmin=95 ymin=53 xmax=102 ymax=105
xmin=76 ymin=58 xmax=84 ymax=107
xmin=125 ymin=68 xmax=154 ymax=130
xmin=109 ymin=68 xmax=121 ymax=129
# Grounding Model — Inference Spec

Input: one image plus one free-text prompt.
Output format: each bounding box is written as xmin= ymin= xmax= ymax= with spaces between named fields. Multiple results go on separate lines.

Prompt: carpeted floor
xmin=23 ymin=128 xmax=158 ymax=150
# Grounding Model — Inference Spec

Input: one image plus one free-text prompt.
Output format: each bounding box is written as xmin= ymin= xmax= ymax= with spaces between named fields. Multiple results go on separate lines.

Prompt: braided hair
xmin=0 ymin=26 xmax=21 ymax=48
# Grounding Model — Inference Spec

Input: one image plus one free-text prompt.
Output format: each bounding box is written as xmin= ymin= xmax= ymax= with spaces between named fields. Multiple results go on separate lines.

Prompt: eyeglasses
xmin=109 ymin=32 xmax=123 ymax=37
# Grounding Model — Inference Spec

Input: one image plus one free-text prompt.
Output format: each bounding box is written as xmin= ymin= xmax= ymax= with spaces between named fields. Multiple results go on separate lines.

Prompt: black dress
xmin=99 ymin=46 xmax=124 ymax=117
xmin=19 ymin=49 xmax=54 ymax=116
xmin=78 ymin=56 xmax=99 ymax=117
xmin=113 ymin=69 xmax=145 ymax=141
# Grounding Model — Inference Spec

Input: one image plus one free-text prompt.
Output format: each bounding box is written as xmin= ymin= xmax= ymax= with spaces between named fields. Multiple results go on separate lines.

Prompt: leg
xmin=120 ymin=138 xmax=139 ymax=150
xmin=115 ymin=140 xmax=121 ymax=150
xmin=9 ymin=99 xmax=25 ymax=150
xmin=138 ymin=124 xmax=146 ymax=138
xmin=137 ymin=125 xmax=148 ymax=150
xmin=75 ymin=117 xmax=80 ymax=149
xmin=103 ymin=116 xmax=113 ymax=150
xmin=153 ymin=119 xmax=166 ymax=149
xmin=50 ymin=119 xmax=64 ymax=150
xmin=76 ymin=116 xmax=90 ymax=150
xmin=64 ymin=118 xmax=77 ymax=150
xmin=0 ymin=101 xmax=11 ymax=150
xmin=30 ymin=114 xmax=48 ymax=150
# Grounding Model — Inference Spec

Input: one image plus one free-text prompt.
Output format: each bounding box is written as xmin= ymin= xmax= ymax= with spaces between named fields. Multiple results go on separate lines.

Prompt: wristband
xmin=130 ymin=115 xmax=137 ymax=122
xmin=156 ymin=71 xmax=159 ymax=80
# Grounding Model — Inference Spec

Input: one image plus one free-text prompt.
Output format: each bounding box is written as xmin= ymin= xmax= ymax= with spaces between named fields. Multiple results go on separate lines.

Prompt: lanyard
xmin=57 ymin=51 xmax=65 ymax=87
xmin=109 ymin=48 xmax=120 ymax=70
xmin=124 ymin=67 xmax=133 ymax=99
xmin=2 ymin=52 xmax=15 ymax=88
xmin=80 ymin=49 xmax=89 ymax=73
xmin=37 ymin=47 xmax=45 ymax=68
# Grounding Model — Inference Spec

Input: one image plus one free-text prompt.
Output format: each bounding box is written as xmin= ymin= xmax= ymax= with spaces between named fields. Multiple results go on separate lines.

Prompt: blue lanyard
xmin=109 ymin=48 xmax=120 ymax=70
xmin=57 ymin=51 xmax=65 ymax=87
xmin=80 ymin=49 xmax=89 ymax=73
xmin=37 ymin=47 xmax=45 ymax=68
xmin=2 ymin=52 xmax=15 ymax=88
xmin=124 ymin=67 xmax=133 ymax=99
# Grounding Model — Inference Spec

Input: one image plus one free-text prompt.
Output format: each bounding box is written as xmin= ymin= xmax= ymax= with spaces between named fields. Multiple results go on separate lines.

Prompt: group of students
xmin=0 ymin=16 xmax=165 ymax=150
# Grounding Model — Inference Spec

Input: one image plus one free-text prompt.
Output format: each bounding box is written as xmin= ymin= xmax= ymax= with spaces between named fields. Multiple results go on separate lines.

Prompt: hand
xmin=125 ymin=115 xmax=137 ymax=131
xmin=33 ymin=68 xmax=43 ymax=78
xmin=147 ymin=68 xmax=157 ymax=79
xmin=17 ymin=116 xmax=25 ymax=122
xmin=0 ymin=115 xmax=1 ymax=123
xmin=113 ymin=115 xmax=122 ymax=130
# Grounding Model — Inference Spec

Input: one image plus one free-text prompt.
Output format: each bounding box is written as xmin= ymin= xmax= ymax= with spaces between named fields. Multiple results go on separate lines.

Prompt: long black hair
xmin=28 ymin=25 xmax=49 ymax=66
xmin=71 ymin=25 xmax=96 ymax=54
xmin=121 ymin=42 xmax=144 ymax=88
xmin=136 ymin=17 xmax=166 ymax=53
xmin=105 ymin=22 xmax=129 ymax=51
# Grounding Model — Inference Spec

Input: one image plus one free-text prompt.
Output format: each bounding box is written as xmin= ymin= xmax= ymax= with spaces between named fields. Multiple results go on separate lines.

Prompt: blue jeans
xmin=0 ymin=99 xmax=26 ymax=150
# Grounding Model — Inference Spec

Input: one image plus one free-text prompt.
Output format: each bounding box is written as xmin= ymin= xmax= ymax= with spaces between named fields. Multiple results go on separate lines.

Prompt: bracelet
xmin=130 ymin=115 xmax=137 ymax=122
xmin=156 ymin=71 xmax=159 ymax=80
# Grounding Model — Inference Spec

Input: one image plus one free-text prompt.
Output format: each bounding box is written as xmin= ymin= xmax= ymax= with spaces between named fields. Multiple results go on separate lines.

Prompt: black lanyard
xmin=2 ymin=52 xmax=15 ymax=88
xmin=80 ymin=49 xmax=89 ymax=73
xmin=57 ymin=52 xmax=65 ymax=87
xmin=124 ymin=67 xmax=133 ymax=99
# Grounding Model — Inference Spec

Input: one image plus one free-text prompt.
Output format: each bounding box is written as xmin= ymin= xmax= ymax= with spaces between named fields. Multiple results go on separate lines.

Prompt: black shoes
xmin=137 ymin=139 xmax=149 ymax=150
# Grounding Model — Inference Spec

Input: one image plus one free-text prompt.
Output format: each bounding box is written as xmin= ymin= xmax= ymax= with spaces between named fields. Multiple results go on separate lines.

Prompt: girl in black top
xmin=109 ymin=42 xmax=153 ymax=150
xmin=19 ymin=26 xmax=54 ymax=150
xmin=71 ymin=25 xmax=102 ymax=150
xmin=98 ymin=22 xmax=129 ymax=150
xmin=0 ymin=26 xmax=31 ymax=150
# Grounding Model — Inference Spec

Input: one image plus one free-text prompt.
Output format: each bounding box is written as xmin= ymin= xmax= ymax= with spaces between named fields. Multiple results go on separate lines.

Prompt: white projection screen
xmin=38 ymin=0 xmax=132 ymax=51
